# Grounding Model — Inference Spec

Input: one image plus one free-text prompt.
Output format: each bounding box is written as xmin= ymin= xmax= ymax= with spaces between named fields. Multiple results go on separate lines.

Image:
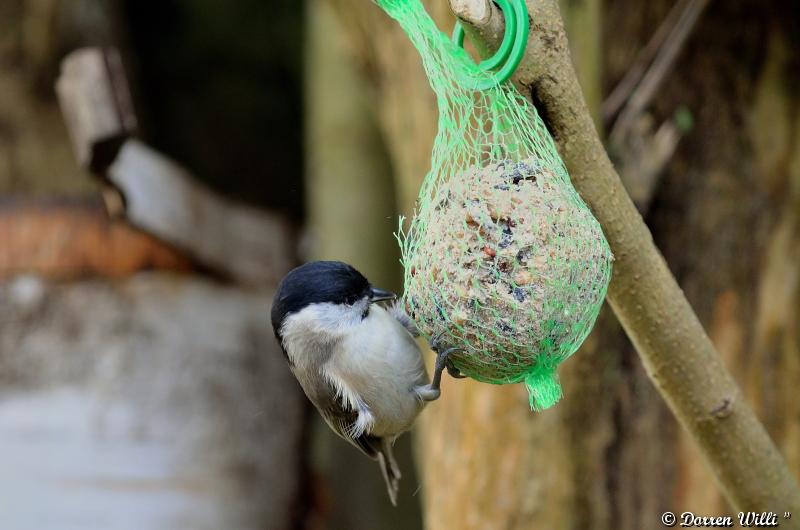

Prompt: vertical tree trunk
xmin=326 ymin=0 xmax=800 ymax=528
xmin=304 ymin=1 xmax=423 ymax=527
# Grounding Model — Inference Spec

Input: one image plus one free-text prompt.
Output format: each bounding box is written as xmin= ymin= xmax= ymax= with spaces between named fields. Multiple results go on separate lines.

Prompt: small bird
xmin=271 ymin=261 xmax=449 ymax=505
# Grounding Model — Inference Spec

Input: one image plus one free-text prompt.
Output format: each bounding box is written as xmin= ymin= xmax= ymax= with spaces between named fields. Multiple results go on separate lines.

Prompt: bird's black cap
xmin=271 ymin=261 xmax=372 ymax=341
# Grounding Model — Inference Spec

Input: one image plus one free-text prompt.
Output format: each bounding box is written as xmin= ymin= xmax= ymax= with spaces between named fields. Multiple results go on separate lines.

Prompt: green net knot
xmin=523 ymin=366 xmax=563 ymax=411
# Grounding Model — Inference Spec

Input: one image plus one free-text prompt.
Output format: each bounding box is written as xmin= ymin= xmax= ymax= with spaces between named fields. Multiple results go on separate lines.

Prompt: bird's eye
xmin=345 ymin=294 xmax=359 ymax=305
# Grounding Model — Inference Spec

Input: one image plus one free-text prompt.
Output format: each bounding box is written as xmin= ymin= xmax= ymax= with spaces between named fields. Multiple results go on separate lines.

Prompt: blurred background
xmin=0 ymin=0 xmax=798 ymax=529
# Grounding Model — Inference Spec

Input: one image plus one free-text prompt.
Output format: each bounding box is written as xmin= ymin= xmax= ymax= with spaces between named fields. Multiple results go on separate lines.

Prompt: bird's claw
xmin=447 ymin=363 xmax=467 ymax=379
xmin=429 ymin=330 xmax=449 ymax=355
xmin=418 ymin=337 xmax=466 ymax=402
xmin=429 ymin=331 xmax=465 ymax=378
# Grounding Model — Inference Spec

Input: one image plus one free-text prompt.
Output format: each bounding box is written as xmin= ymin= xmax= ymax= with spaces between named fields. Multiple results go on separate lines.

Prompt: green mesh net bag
xmin=378 ymin=0 xmax=613 ymax=410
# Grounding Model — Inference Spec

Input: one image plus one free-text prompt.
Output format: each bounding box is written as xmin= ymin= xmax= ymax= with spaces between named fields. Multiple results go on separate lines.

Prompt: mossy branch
xmin=450 ymin=0 xmax=800 ymax=517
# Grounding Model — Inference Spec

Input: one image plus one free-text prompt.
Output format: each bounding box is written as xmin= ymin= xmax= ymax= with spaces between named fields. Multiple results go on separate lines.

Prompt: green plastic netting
xmin=379 ymin=0 xmax=613 ymax=410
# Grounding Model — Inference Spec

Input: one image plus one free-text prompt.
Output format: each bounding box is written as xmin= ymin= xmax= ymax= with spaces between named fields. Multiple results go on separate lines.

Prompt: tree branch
xmin=450 ymin=0 xmax=800 ymax=517
xmin=619 ymin=116 xmax=682 ymax=210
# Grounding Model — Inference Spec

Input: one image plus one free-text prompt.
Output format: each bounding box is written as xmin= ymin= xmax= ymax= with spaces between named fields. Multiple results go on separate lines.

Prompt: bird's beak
xmin=370 ymin=287 xmax=396 ymax=303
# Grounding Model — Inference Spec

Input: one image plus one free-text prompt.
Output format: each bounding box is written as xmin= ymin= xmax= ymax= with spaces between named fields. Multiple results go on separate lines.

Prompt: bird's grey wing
xmin=297 ymin=369 xmax=380 ymax=459
xmin=388 ymin=301 xmax=420 ymax=337
xmin=321 ymin=401 xmax=401 ymax=505
xmin=320 ymin=402 xmax=400 ymax=505
xmin=318 ymin=400 xmax=381 ymax=459
xmin=279 ymin=341 xmax=378 ymax=459
xmin=288 ymin=349 xmax=402 ymax=505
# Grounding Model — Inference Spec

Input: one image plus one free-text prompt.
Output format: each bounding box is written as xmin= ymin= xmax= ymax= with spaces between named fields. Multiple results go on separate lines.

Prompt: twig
xmin=607 ymin=0 xmax=711 ymax=147
xmin=450 ymin=0 xmax=800 ymax=519
xmin=602 ymin=0 xmax=694 ymax=126
xmin=618 ymin=116 xmax=681 ymax=210
xmin=606 ymin=0 xmax=709 ymax=211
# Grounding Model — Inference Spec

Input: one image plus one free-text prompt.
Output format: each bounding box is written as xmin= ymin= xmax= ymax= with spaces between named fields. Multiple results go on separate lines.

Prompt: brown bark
xmin=624 ymin=3 xmax=800 ymax=515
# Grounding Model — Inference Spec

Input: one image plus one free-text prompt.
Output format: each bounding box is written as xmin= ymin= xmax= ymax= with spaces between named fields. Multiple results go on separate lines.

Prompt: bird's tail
xmin=376 ymin=438 xmax=401 ymax=506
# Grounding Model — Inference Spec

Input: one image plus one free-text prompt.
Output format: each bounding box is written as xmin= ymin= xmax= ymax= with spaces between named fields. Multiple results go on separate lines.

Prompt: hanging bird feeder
xmin=379 ymin=0 xmax=613 ymax=410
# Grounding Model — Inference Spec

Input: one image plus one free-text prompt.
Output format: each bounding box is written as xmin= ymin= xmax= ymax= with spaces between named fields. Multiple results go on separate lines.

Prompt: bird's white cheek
xmin=282 ymin=303 xmax=356 ymax=338
xmin=280 ymin=302 xmax=367 ymax=367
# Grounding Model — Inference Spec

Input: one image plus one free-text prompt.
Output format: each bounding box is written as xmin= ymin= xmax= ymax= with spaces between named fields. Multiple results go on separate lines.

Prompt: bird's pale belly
xmin=334 ymin=306 xmax=429 ymax=437
xmin=365 ymin=381 xmax=425 ymax=436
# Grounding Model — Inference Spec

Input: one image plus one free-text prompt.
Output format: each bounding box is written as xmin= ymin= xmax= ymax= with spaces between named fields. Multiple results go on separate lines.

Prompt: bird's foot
xmin=417 ymin=342 xmax=464 ymax=402
xmin=430 ymin=332 xmax=467 ymax=379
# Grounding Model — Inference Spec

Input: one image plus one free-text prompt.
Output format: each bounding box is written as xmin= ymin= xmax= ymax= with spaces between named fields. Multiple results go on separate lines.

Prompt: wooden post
xmin=55 ymin=48 xmax=137 ymax=173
